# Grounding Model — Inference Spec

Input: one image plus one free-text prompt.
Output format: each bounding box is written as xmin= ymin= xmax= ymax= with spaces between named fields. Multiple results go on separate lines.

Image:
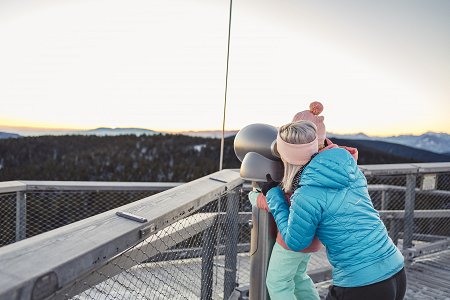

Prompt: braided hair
xmin=291 ymin=152 xmax=318 ymax=191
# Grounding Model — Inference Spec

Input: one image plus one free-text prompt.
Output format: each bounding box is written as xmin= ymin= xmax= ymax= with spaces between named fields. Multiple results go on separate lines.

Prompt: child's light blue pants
xmin=266 ymin=243 xmax=320 ymax=300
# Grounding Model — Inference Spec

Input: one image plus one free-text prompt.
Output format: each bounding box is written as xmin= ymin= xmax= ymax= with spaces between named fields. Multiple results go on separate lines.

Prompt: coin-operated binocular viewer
xmin=234 ymin=123 xmax=283 ymax=300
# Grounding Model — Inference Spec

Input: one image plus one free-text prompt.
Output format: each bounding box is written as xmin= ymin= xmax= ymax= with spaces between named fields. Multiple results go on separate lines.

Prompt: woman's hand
xmin=261 ymin=174 xmax=280 ymax=195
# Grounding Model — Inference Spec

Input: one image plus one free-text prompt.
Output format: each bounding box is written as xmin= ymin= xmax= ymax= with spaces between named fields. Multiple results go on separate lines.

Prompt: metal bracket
xmin=32 ymin=272 xmax=58 ymax=300
xmin=140 ymin=223 xmax=157 ymax=238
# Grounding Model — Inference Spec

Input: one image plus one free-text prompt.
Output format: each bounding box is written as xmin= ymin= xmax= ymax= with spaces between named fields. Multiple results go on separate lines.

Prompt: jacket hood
xmin=301 ymin=148 xmax=361 ymax=189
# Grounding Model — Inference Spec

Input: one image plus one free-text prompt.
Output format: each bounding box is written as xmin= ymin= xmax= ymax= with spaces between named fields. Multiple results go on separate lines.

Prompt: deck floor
xmin=73 ymin=248 xmax=450 ymax=300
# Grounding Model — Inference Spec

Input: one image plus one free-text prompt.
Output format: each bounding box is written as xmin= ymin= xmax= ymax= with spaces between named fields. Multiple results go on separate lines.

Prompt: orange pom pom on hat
xmin=292 ymin=101 xmax=326 ymax=145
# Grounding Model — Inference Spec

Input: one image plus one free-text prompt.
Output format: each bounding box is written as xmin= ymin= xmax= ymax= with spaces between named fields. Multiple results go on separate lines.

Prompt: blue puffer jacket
xmin=266 ymin=148 xmax=404 ymax=287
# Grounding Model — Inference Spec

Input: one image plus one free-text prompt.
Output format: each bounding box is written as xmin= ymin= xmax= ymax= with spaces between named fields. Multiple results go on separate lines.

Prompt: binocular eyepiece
xmin=233 ymin=123 xmax=283 ymax=182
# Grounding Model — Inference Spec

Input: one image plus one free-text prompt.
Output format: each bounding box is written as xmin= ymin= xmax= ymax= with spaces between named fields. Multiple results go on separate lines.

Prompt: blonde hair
xmin=279 ymin=120 xmax=317 ymax=192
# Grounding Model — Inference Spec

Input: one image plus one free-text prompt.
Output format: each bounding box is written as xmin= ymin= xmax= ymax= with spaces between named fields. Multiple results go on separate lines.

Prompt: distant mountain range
xmin=0 ymin=132 xmax=20 ymax=139
xmin=78 ymin=127 xmax=160 ymax=136
xmin=329 ymin=137 xmax=450 ymax=164
xmin=1 ymin=127 xmax=449 ymax=155
xmin=174 ymin=130 xmax=239 ymax=138
xmin=0 ymin=127 xmax=160 ymax=137
xmin=328 ymin=132 xmax=450 ymax=154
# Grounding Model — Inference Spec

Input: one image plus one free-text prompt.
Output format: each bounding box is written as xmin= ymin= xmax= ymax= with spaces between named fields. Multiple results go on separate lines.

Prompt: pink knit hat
xmin=292 ymin=101 xmax=326 ymax=145
xmin=276 ymin=132 xmax=319 ymax=165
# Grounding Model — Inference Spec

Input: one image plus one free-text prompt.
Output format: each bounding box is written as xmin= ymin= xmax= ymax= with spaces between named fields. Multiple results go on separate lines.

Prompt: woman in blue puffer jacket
xmin=263 ymin=120 xmax=406 ymax=300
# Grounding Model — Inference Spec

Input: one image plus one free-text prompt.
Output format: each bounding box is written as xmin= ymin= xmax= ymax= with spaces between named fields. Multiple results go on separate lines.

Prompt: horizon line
xmin=0 ymin=124 xmax=449 ymax=138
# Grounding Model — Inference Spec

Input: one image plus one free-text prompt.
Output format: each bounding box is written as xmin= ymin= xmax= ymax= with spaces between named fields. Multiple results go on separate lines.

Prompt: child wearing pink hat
xmin=248 ymin=102 xmax=358 ymax=300
xmin=260 ymin=118 xmax=405 ymax=300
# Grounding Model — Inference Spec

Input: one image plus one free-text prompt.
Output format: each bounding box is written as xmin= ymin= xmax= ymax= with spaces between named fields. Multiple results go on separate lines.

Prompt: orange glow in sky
xmin=0 ymin=0 xmax=449 ymax=136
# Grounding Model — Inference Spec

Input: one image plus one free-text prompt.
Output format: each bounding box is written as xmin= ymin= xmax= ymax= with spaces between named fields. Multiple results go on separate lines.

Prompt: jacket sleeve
xmin=248 ymin=191 xmax=270 ymax=211
xmin=248 ymin=191 xmax=259 ymax=207
xmin=266 ymin=186 xmax=322 ymax=251
xmin=256 ymin=193 xmax=270 ymax=211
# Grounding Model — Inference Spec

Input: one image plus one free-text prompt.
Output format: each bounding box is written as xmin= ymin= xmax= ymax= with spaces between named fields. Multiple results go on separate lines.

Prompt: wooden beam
xmin=0 ymin=181 xmax=27 ymax=194
xmin=21 ymin=181 xmax=181 ymax=192
xmin=360 ymin=163 xmax=450 ymax=176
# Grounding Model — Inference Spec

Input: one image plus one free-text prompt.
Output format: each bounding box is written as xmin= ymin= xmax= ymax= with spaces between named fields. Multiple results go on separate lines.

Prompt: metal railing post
xmin=15 ymin=191 xmax=26 ymax=241
xmin=201 ymin=218 xmax=218 ymax=300
xmin=381 ymin=190 xmax=389 ymax=210
xmin=388 ymin=216 xmax=400 ymax=245
xmin=403 ymin=174 xmax=417 ymax=250
xmin=223 ymin=188 xmax=240 ymax=300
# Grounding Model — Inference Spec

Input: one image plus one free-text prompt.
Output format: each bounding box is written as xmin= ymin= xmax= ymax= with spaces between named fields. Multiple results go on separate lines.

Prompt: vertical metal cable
xmin=219 ymin=0 xmax=233 ymax=171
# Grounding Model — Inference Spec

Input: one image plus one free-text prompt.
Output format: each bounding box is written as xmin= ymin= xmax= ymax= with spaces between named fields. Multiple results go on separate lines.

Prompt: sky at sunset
xmin=0 ymin=0 xmax=449 ymax=136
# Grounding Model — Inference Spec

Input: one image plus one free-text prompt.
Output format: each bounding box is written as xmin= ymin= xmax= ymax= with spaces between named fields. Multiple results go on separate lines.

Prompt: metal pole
xmin=15 ymin=191 xmax=26 ymax=241
xmin=403 ymin=174 xmax=416 ymax=250
xmin=249 ymin=206 xmax=276 ymax=300
xmin=224 ymin=188 xmax=240 ymax=299
xmin=201 ymin=218 xmax=218 ymax=300
xmin=219 ymin=0 xmax=233 ymax=171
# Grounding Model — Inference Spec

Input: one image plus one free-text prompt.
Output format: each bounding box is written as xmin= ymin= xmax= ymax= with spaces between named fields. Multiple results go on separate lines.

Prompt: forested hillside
xmin=0 ymin=134 xmax=240 ymax=182
xmin=0 ymin=134 xmax=448 ymax=182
